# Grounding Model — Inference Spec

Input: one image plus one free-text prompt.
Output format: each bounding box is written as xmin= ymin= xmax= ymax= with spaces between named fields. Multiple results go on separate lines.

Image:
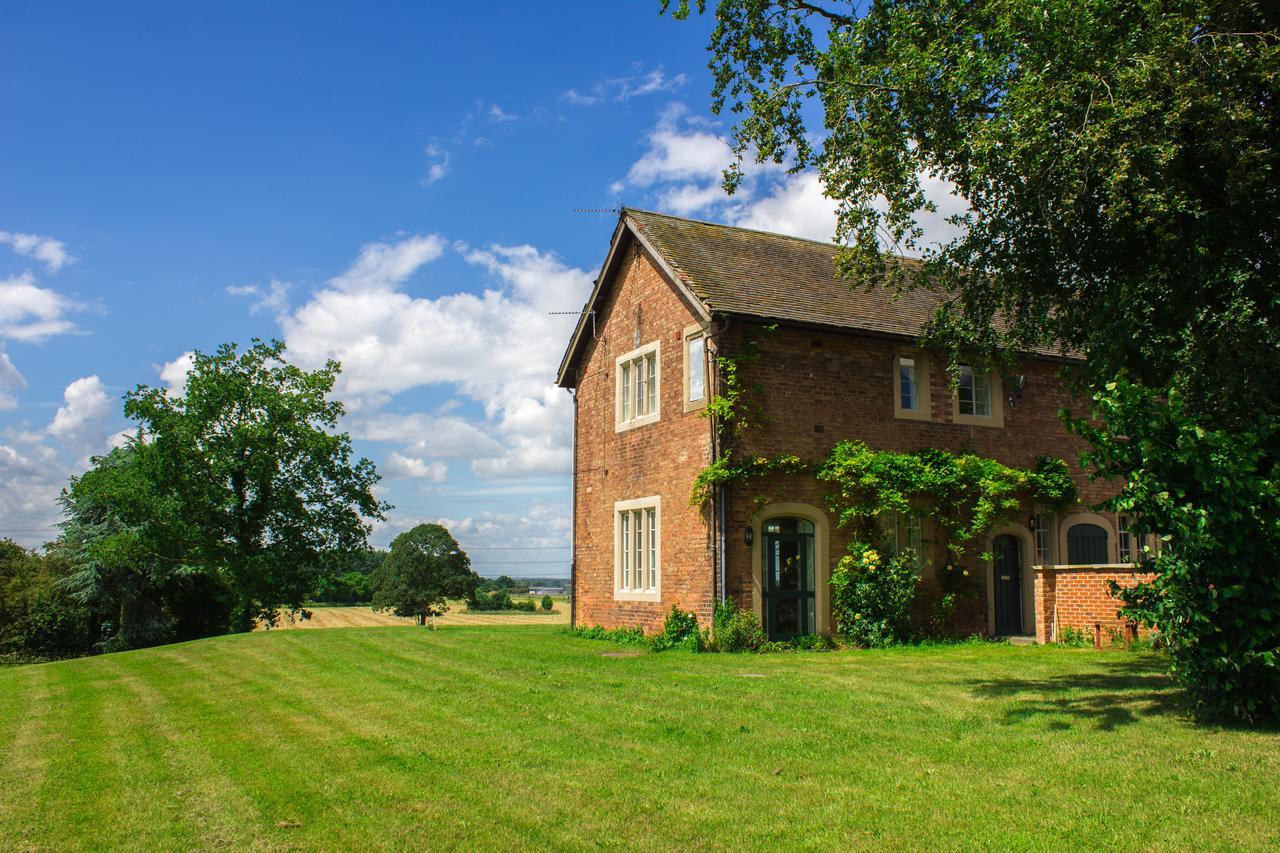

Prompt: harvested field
xmin=260 ymin=603 xmax=569 ymax=630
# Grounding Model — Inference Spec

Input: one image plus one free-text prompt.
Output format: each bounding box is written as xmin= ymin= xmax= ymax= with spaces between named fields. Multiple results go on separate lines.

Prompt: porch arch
xmin=750 ymin=502 xmax=832 ymax=635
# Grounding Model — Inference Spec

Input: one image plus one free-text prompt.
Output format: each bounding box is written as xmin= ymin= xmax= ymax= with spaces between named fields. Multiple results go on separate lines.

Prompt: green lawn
xmin=1 ymin=627 xmax=1277 ymax=850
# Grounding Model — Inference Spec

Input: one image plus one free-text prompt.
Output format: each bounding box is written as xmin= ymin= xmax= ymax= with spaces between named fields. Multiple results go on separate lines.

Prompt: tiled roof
xmin=625 ymin=208 xmax=942 ymax=339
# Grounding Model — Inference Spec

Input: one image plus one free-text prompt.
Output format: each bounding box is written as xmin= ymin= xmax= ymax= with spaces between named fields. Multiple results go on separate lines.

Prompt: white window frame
xmin=614 ymin=496 xmax=661 ymax=601
xmin=952 ymin=364 xmax=1005 ymax=427
xmin=615 ymin=341 xmax=661 ymax=432
xmin=683 ymin=323 xmax=708 ymax=413
xmin=893 ymin=351 xmax=932 ymax=421
xmin=1118 ymin=515 xmax=1142 ymax=563
xmin=1032 ymin=511 xmax=1054 ymax=566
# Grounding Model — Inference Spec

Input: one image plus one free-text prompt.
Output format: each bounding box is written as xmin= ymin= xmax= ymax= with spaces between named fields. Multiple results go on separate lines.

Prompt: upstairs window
xmin=893 ymin=351 xmax=931 ymax=421
xmin=953 ymin=364 xmax=1003 ymax=426
xmin=684 ymin=326 xmax=707 ymax=412
xmin=616 ymin=341 xmax=660 ymax=430
xmin=957 ymin=365 xmax=991 ymax=416
xmin=899 ymin=356 xmax=919 ymax=411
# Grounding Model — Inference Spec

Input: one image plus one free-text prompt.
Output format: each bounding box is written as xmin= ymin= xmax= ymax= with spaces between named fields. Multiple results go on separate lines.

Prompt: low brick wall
xmin=1033 ymin=565 xmax=1155 ymax=644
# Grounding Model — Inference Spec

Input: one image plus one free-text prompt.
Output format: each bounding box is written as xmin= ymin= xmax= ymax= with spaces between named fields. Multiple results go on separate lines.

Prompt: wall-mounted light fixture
xmin=744 ymin=526 xmax=754 ymax=546
xmin=1008 ymin=374 xmax=1026 ymax=408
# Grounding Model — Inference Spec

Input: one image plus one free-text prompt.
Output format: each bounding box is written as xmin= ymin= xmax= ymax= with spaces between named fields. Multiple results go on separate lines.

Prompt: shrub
xmin=568 ymin=624 xmax=647 ymax=646
xmin=793 ymin=633 xmax=836 ymax=651
xmin=712 ymin=600 xmax=766 ymax=652
xmin=511 ymin=598 xmax=537 ymax=612
xmin=540 ymin=595 xmax=554 ymax=612
xmin=650 ymin=606 xmax=708 ymax=652
xmin=1056 ymin=625 xmax=1091 ymax=648
xmin=830 ymin=542 xmax=919 ymax=647
xmin=466 ymin=590 xmax=513 ymax=612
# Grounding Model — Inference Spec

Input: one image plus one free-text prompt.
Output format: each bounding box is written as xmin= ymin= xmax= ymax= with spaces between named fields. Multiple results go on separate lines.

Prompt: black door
xmin=993 ymin=534 xmax=1023 ymax=635
xmin=762 ymin=518 xmax=815 ymax=640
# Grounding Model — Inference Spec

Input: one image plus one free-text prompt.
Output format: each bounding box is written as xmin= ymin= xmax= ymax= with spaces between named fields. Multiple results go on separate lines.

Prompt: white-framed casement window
xmin=1118 ymin=515 xmax=1142 ymax=563
xmin=893 ymin=352 xmax=931 ymax=421
xmin=683 ymin=324 xmax=707 ymax=412
xmin=614 ymin=496 xmax=661 ymax=601
xmin=879 ymin=511 xmax=925 ymax=568
xmin=953 ymin=364 xmax=1004 ymax=427
xmin=1031 ymin=512 xmax=1053 ymax=565
xmin=616 ymin=341 xmax=660 ymax=431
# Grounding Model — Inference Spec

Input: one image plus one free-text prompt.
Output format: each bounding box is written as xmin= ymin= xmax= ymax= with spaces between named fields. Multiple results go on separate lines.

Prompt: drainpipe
xmin=705 ymin=314 xmax=731 ymax=608
xmin=568 ymin=381 xmax=578 ymax=628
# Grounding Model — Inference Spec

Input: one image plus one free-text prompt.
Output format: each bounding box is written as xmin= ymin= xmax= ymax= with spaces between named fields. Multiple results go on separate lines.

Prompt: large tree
xmin=124 ymin=339 xmax=386 ymax=631
xmin=667 ymin=0 xmax=1279 ymax=720
xmin=371 ymin=524 xmax=479 ymax=626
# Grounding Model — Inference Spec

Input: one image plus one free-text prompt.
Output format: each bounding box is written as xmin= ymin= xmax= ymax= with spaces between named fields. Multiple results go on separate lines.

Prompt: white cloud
xmin=282 ymin=234 xmax=591 ymax=479
xmin=372 ymin=501 xmax=570 ymax=574
xmin=0 ymin=440 xmax=65 ymax=546
xmin=625 ymin=107 xmax=733 ymax=188
xmin=158 ymin=351 xmax=195 ymax=394
xmin=383 ymin=452 xmax=448 ymax=482
xmin=616 ymin=107 xmax=968 ymax=251
xmin=424 ymin=143 xmax=450 ymax=185
xmin=329 ymin=235 xmax=447 ymax=293
xmin=0 ymin=231 xmax=72 ymax=273
xmin=0 ymin=344 xmax=26 ymax=409
xmin=227 ymin=279 xmax=290 ymax=318
xmin=730 ymin=172 xmax=838 ymax=242
xmin=487 ymin=104 xmax=517 ymax=123
xmin=48 ymin=375 xmax=112 ymax=440
xmin=349 ymin=412 xmax=506 ymax=459
xmin=564 ymin=66 xmax=687 ymax=106
xmin=0 ymin=272 xmax=78 ymax=341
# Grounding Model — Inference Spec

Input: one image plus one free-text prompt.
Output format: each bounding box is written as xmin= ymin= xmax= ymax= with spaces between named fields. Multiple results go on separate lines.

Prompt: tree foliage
xmin=371 ymin=524 xmax=479 ymax=625
xmin=123 ymin=339 xmax=386 ymax=630
xmin=1074 ymin=378 xmax=1279 ymax=723
xmin=667 ymin=0 xmax=1279 ymax=417
xmin=670 ymin=0 xmax=1280 ymax=721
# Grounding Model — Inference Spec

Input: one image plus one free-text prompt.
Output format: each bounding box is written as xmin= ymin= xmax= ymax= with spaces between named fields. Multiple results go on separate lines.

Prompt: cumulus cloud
xmin=373 ymin=501 xmax=570 ymax=573
xmin=0 ymin=345 xmax=26 ymax=410
xmin=0 ymin=231 xmax=72 ymax=273
xmin=227 ymin=279 xmax=290 ymax=318
xmin=0 ymin=272 xmax=78 ymax=341
xmin=615 ymin=106 xmax=968 ymax=251
xmin=564 ymin=66 xmax=687 ymax=106
xmin=282 ymin=234 xmax=591 ymax=479
xmin=730 ymin=172 xmax=839 ymax=242
xmin=158 ymin=351 xmax=195 ymax=394
xmin=383 ymin=452 xmax=448 ymax=482
xmin=48 ymin=375 xmax=112 ymax=440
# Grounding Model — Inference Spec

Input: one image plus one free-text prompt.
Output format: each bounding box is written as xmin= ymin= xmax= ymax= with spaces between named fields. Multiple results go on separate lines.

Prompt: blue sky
xmin=0 ymin=2 xmax=910 ymax=576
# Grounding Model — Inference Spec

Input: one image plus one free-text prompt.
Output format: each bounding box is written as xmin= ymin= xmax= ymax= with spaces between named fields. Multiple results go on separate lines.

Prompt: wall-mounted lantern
xmin=744 ymin=526 xmax=754 ymax=546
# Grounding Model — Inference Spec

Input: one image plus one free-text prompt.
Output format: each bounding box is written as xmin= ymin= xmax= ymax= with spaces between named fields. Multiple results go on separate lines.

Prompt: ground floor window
xmin=1031 ymin=512 xmax=1053 ymax=565
xmin=615 ymin=496 xmax=660 ymax=598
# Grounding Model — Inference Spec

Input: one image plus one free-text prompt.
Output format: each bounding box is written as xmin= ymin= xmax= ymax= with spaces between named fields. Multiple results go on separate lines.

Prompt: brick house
xmin=556 ymin=209 xmax=1152 ymax=644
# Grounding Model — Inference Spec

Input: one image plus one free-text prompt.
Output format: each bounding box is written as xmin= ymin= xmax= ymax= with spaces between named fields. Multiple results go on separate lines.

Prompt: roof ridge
xmin=622 ymin=206 xmax=847 ymax=253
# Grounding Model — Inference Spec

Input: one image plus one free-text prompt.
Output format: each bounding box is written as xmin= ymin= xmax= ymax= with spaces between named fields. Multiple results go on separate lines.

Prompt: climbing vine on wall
xmin=816 ymin=440 xmax=1077 ymax=561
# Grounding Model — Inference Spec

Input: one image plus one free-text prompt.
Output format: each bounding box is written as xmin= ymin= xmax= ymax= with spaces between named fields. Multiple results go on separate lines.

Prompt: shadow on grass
xmin=966 ymin=657 xmax=1188 ymax=730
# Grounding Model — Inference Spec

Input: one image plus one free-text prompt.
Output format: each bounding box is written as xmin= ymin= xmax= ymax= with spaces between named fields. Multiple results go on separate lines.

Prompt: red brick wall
xmin=717 ymin=321 xmax=1123 ymax=637
xmin=569 ymin=240 xmax=715 ymax=632
xmin=1033 ymin=567 xmax=1154 ymax=644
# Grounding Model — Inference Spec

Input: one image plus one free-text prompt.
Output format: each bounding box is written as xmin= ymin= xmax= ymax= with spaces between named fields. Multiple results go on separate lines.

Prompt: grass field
xmin=261 ymin=601 xmax=570 ymax=630
xmin=2 ymin=626 xmax=1277 ymax=851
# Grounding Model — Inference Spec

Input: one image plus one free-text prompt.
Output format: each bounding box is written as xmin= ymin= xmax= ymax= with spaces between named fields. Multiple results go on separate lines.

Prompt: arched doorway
xmin=762 ymin=517 xmax=815 ymax=640
xmin=993 ymin=534 xmax=1023 ymax=635
xmin=1067 ymin=523 xmax=1109 ymax=565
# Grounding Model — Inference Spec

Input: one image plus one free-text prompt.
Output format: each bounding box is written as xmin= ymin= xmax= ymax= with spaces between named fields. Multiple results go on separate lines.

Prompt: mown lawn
xmin=1 ymin=627 xmax=1277 ymax=851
